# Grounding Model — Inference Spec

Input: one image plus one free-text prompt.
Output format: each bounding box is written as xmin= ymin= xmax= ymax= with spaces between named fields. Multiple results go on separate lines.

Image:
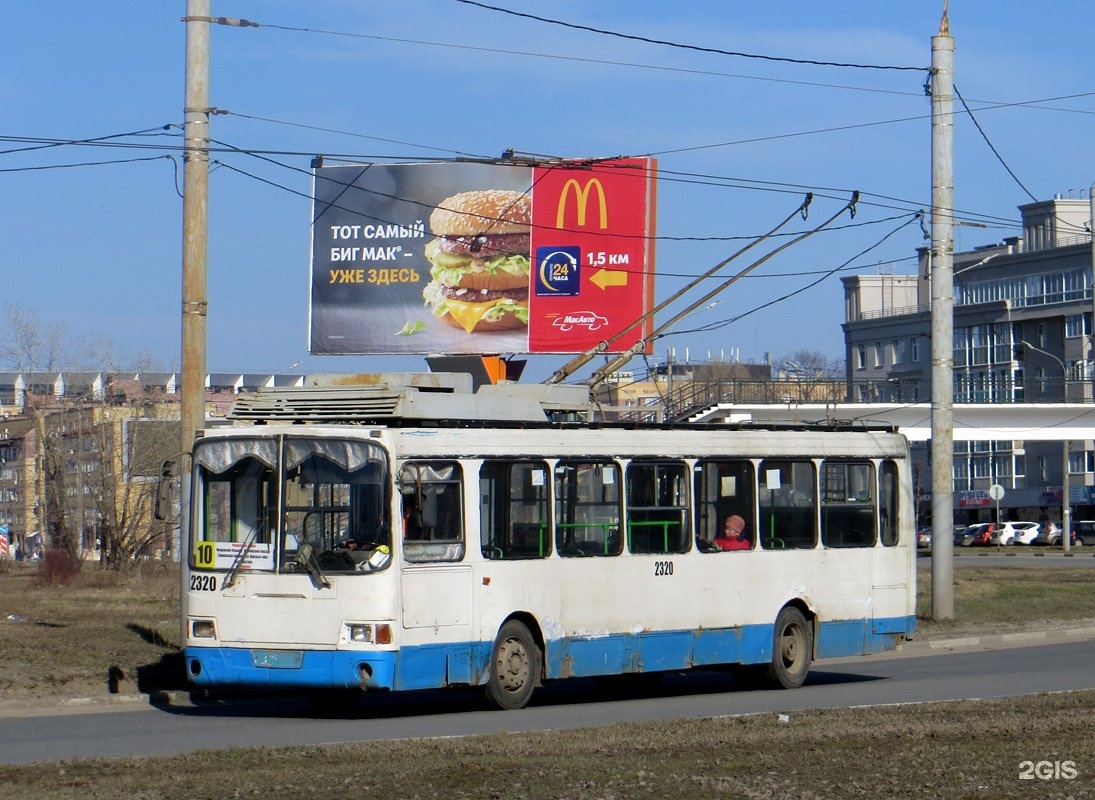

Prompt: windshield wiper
xmin=221 ymin=531 xmax=256 ymax=591
xmin=296 ymin=543 xmax=331 ymax=590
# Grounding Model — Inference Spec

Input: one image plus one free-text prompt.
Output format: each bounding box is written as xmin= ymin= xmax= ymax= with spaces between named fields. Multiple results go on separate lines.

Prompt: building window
xmin=856 ymin=344 xmax=866 ymax=370
xmin=910 ymin=337 xmax=919 ymax=362
xmin=1036 ymin=323 xmax=1046 ymax=348
xmin=1065 ymin=314 xmax=1090 ymax=338
xmin=1038 ymin=456 xmax=1048 ymax=483
xmin=1069 ymin=450 xmax=1095 ymax=475
xmin=874 ymin=342 xmax=884 ymax=368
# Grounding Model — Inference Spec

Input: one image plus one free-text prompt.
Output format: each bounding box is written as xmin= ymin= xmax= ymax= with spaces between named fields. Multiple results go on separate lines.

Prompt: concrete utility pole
xmin=930 ymin=10 xmax=956 ymax=620
xmin=181 ymin=1 xmax=210 ymax=464
xmin=179 ymin=0 xmax=212 ymax=643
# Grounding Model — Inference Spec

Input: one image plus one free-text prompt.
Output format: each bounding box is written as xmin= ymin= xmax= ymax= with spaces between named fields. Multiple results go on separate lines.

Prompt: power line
xmin=954 ymin=85 xmax=1038 ymax=204
xmin=224 ymin=112 xmax=490 ymax=159
xmin=453 ymin=0 xmax=928 ymax=73
xmin=0 ymin=126 xmax=175 ymax=157
xmin=671 ymin=215 xmax=923 ymax=337
xmin=210 ymin=139 xmax=924 ymax=264
xmin=0 ymin=154 xmax=174 ymax=174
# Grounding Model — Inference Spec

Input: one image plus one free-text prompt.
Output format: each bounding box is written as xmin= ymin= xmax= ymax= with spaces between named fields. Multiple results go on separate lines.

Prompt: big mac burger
xmin=422 ymin=189 xmax=531 ymax=334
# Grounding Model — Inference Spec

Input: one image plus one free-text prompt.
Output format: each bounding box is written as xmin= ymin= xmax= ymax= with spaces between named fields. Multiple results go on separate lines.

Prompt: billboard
xmin=309 ymin=158 xmax=656 ymax=355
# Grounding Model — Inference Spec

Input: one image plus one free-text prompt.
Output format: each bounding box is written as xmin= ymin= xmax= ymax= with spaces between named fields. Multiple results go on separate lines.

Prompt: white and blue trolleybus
xmin=179 ymin=376 xmax=916 ymax=709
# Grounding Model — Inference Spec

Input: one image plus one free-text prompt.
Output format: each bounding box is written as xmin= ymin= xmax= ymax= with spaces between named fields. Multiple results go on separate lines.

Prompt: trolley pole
xmin=929 ymin=12 xmax=956 ymax=619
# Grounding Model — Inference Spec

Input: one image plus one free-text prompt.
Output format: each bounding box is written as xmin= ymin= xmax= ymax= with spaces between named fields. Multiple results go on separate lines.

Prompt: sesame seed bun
xmin=429 ymin=189 xmax=531 ymax=236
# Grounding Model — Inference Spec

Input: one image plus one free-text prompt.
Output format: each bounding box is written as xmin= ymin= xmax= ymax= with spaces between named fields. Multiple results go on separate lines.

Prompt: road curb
xmin=918 ymin=625 xmax=1095 ymax=651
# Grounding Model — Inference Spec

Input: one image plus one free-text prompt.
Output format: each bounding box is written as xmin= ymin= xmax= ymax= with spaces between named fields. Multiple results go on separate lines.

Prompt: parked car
xmin=1009 ymin=521 xmax=1043 ymax=545
xmin=1032 ymin=521 xmax=1079 ymax=547
xmin=961 ymin=523 xmax=994 ymax=547
xmin=953 ymin=525 xmax=971 ymax=546
xmin=993 ymin=521 xmax=1039 ymax=546
xmin=1073 ymin=521 xmax=1095 ymax=546
xmin=916 ymin=527 xmax=932 ymax=548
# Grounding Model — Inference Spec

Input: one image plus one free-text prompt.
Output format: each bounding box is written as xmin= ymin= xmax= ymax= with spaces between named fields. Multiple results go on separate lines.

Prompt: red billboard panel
xmin=528 ymin=158 xmax=656 ymax=353
xmin=309 ymin=159 xmax=655 ymax=355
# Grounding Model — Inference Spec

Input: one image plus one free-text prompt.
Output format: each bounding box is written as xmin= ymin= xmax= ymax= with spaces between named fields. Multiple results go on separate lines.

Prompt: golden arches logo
xmin=555 ymin=178 xmax=608 ymax=229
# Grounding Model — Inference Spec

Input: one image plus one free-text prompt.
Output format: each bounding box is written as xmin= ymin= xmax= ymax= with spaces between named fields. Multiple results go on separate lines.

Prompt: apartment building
xmin=842 ymin=195 xmax=1095 ymax=522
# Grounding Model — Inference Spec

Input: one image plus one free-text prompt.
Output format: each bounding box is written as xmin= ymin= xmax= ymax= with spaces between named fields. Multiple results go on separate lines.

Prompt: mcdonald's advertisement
xmin=308 ymin=158 xmax=656 ymax=355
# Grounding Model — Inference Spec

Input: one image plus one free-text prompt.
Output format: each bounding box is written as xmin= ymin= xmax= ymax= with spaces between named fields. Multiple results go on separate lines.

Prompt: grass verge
xmin=0 ymin=691 xmax=1092 ymax=799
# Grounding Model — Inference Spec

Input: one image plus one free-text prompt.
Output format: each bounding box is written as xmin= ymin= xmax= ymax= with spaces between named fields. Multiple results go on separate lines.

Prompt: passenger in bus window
xmin=715 ymin=515 xmax=750 ymax=551
xmin=403 ymin=503 xmax=424 ymax=540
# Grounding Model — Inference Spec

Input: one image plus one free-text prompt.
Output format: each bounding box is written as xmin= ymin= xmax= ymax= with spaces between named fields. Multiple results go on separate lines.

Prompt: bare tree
xmin=2 ymin=307 xmax=177 ymax=566
xmin=777 ymin=349 xmax=846 ymax=404
xmin=0 ymin=304 xmax=67 ymax=372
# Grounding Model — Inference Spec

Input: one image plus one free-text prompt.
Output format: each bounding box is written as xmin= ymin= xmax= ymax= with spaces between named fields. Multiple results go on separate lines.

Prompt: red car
xmin=960 ymin=522 xmax=994 ymax=547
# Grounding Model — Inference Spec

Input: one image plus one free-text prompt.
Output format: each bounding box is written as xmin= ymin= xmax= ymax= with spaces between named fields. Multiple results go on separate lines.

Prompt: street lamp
xmin=656 ymin=300 xmax=722 ymax=420
xmin=1021 ymin=339 xmax=1073 ymax=554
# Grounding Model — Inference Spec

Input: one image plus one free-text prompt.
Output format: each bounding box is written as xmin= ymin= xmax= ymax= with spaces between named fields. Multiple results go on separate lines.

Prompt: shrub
xmin=34 ymin=548 xmax=81 ymax=586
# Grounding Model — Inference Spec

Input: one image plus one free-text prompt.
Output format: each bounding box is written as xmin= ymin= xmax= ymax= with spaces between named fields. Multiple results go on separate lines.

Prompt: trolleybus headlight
xmin=192 ymin=619 xmax=216 ymax=639
xmin=348 ymin=624 xmax=373 ymax=643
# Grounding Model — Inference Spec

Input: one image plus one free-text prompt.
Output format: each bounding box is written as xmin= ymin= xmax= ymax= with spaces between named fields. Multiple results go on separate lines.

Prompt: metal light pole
xmin=930 ymin=13 xmax=956 ymax=619
xmin=1023 ymin=340 xmax=1073 ymax=553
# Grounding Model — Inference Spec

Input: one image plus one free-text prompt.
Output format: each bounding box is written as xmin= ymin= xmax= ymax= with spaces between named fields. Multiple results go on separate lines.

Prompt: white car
xmin=991 ymin=521 xmax=1038 ymax=546
xmin=1007 ymin=521 xmax=1042 ymax=545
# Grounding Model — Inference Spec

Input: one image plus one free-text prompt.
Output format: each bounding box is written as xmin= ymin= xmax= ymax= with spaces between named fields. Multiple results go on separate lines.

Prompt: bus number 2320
xmin=190 ymin=574 xmax=217 ymax=592
xmin=654 ymin=560 xmax=674 ymax=576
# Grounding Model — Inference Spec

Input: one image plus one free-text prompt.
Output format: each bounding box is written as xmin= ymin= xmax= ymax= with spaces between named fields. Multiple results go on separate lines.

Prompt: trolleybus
xmin=178 ymin=377 xmax=916 ymax=710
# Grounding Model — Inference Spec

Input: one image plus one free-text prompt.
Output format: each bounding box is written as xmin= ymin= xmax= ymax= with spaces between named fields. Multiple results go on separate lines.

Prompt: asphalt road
xmin=3 ymin=635 xmax=1094 ymax=765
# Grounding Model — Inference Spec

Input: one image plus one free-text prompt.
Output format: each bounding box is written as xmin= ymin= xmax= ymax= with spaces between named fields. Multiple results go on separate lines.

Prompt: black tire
xmin=483 ymin=620 xmax=540 ymax=710
xmin=765 ymin=606 xmax=813 ymax=689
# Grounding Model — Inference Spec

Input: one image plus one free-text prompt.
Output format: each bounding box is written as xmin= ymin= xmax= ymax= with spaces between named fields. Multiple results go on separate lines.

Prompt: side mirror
xmin=154 ymin=459 xmax=178 ymax=522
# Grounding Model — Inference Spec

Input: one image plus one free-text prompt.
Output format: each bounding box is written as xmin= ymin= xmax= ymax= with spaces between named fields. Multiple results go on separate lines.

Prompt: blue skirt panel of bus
xmin=185 ymin=614 xmax=913 ymax=691
xmin=186 ymin=647 xmax=398 ymax=690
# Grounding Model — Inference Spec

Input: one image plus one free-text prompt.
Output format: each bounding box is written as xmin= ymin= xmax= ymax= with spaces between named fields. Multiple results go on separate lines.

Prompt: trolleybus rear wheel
xmin=484 ymin=620 xmax=540 ymax=710
xmin=767 ymin=606 xmax=812 ymax=688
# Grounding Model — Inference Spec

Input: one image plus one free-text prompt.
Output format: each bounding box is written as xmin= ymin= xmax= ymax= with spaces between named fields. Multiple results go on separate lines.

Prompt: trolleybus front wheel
xmin=483 ymin=620 xmax=540 ymax=710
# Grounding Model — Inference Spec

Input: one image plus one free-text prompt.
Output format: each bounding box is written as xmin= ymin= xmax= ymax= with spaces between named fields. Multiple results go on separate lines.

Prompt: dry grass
xmin=2 ymin=559 xmax=1095 ymax=797
xmin=0 ymin=562 xmax=181 ymax=703
xmin=0 ymin=691 xmax=1092 ymax=799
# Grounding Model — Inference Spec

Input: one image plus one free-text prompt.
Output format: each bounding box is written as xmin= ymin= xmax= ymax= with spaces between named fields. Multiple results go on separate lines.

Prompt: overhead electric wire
xmin=0 ymin=125 xmax=174 ymax=157
xmin=208 ymin=136 xmax=923 ymax=275
xmin=453 ymin=0 xmax=927 ymax=73
xmin=676 ymin=214 xmax=923 ymax=337
xmin=954 ymin=85 xmax=1039 ymax=205
xmin=0 ymin=154 xmax=175 ymax=174
xmin=224 ymin=111 xmax=490 ymax=159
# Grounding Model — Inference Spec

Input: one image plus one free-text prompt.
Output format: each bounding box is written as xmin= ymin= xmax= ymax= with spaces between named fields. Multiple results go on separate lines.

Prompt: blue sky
xmin=5 ymin=1 xmax=1095 ymax=382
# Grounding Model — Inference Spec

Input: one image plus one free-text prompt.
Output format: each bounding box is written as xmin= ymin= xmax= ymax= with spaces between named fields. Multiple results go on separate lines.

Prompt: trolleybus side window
xmin=194 ymin=445 xmax=277 ymax=571
xmin=281 ymin=439 xmax=390 ymax=573
xmin=693 ymin=459 xmax=756 ymax=552
xmin=820 ymin=461 xmax=876 ymax=548
xmin=480 ymin=460 xmax=551 ymax=560
xmin=759 ymin=459 xmax=817 ymax=549
xmin=400 ymin=461 xmax=465 ymax=563
xmin=880 ymin=460 xmax=900 ymax=546
xmin=626 ymin=461 xmax=690 ymax=554
xmin=554 ymin=460 xmax=622 ymax=557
